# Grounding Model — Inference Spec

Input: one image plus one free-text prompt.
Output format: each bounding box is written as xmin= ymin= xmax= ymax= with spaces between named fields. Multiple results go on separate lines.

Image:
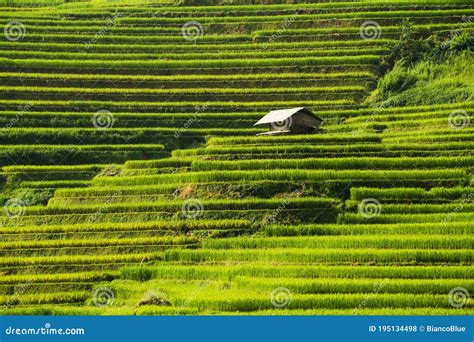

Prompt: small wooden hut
xmin=254 ymin=107 xmax=323 ymax=136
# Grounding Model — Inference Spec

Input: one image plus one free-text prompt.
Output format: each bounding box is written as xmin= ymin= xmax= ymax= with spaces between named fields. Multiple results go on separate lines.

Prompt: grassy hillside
xmin=0 ymin=0 xmax=472 ymax=315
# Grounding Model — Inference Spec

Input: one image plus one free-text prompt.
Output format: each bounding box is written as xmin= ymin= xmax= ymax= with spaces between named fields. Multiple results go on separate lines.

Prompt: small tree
xmin=382 ymin=19 xmax=429 ymax=73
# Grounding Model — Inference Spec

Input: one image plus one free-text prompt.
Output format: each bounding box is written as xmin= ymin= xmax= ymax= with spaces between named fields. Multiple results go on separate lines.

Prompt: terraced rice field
xmin=0 ymin=0 xmax=472 ymax=315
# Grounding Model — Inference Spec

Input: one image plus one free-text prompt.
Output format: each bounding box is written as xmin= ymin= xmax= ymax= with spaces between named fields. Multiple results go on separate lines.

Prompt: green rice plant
xmin=118 ymin=168 xmax=188 ymax=178
xmin=16 ymin=9 xmax=472 ymax=32
xmin=22 ymin=1 xmax=470 ymax=17
xmin=0 ymin=144 xmax=164 ymax=151
xmin=38 ymin=5 xmax=473 ymax=22
xmin=53 ymin=181 xmax=317 ymax=201
xmin=383 ymin=133 xmax=474 ymax=144
xmin=207 ymin=134 xmax=382 ymax=146
xmin=254 ymin=22 xmax=474 ymax=38
xmin=345 ymin=202 xmax=474 ymax=214
xmin=317 ymin=102 xmax=474 ymax=119
xmin=0 ymin=220 xmax=250 ymax=234
xmin=121 ymin=264 xmax=474 ymax=282
xmin=1 ymin=164 xmax=108 ymax=172
xmin=339 ymin=212 xmax=474 ymax=224
xmin=164 ymin=248 xmax=472 ymax=264
xmin=385 ymin=127 xmax=474 ymax=138
xmin=173 ymin=142 xmax=474 ymax=157
xmin=0 ymin=271 xmax=119 ymax=285
xmin=173 ymin=151 xmax=470 ymax=160
xmin=0 ymin=304 xmax=139 ymax=316
xmin=1 ymin=305 xmax=471 ymax=316
xmin=53 ymin=184 xmax=183 ymax=198
xmin=124 ymin=158 xmax=193 ymax=169
xmin=0 ymin=212 xmax=176 ymax=227
xmin=326 ymin=119 xmax=474 ymax=134
xmin=0 ymin=292 xmax=89 ymax=306
xmin=19 ymin=180 xmax=92 ymax=189
xmin=0 ymin=55 xmax=380 ymax=70
xmin=346 ymin=109 xmax=470 ymax=124
xmin=0 ymin=71 xmax=375 ymax=84
xmin=191 ymin=157 xmax=474 ymax=171
xmin=174 ymin=145 xmax=385 ymax=157
xmin=265 ymin=221 xmax=473 ymax=236
xmin=1 ymin=0 xmax=473 ymax=315
xmin=17 ymin=32 xmax=251 ymax=44
xmin=0 ymin=85 xmax=367 ymax=96
xmin=0 ymin=39 xmax=396 ymax=54
xmin=0 ymin=127 xmax=259 ymax=143
xmin=0 ymin=47 xmax=389 ymax=61
xmin=234 ymin=276 xmax=474 ymax=295
xmin=0 ymin=144 xmax=166 ymax=165
xmin=0 ymin=110 xmax=259 ymax=125
xmin=4 ymin=171 xmax=96 ymax=182
xmin=185 ymin=292 xmax=470 ymax=311
xmin=0 ymin=252 xmax=163 ymax=267
xmin=0 ymin=99 xmax=355 ymax=112
xmin=92 ymin=169 xmax=468 ymax=187
xmin=217 ymin=307 xmax=471 ymax=315
xmin=48 ymin=193 xmax=172 ymax=206
xmin=0 ymin=236 xmax=198 ymax=250
xmin=4 ymin=197 xmax=341 ymax=226
xmin=350 ymin=187 xmax=474 ymax=202
xmin=202 ymin=235 xmax=473 ymax=250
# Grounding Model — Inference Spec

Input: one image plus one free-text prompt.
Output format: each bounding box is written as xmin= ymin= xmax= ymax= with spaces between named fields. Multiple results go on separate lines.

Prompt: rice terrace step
xmin=0 ymin=0 xmax=472 ymax=322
